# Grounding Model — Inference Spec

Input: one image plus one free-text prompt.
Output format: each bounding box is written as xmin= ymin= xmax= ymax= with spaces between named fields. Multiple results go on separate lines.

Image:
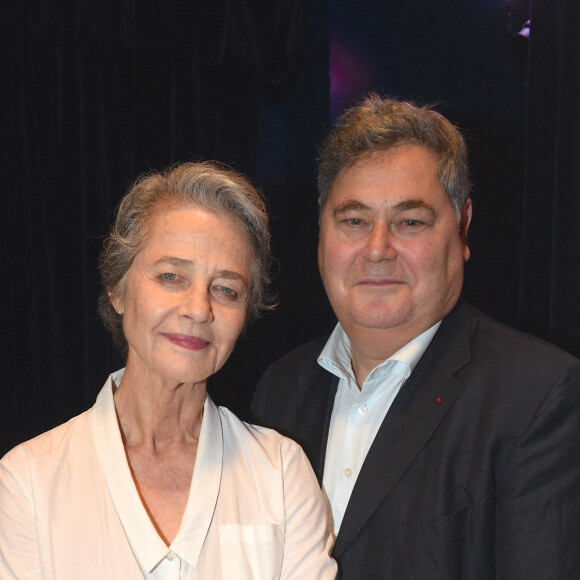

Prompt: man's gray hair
xmin=318 ymin=94 xmax=471 ymax=220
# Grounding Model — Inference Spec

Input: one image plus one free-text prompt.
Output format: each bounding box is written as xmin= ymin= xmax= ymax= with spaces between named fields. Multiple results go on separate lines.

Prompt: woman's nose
xmin=183 ymin=283 xmax=214 ymax=322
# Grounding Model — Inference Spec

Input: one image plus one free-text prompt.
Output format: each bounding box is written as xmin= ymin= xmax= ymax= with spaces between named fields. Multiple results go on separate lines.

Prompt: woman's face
xmin=112 ymin=205 xmax=254 ymax=388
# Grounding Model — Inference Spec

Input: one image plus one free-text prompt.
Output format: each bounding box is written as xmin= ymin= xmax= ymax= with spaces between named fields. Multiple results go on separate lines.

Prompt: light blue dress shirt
xmin=318 ymin=322 xmax=440 ymax=536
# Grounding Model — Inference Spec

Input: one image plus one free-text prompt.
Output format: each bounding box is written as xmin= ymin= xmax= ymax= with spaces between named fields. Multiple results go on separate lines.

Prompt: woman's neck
xmin=113 ymin=367 xmax=206 ymax=452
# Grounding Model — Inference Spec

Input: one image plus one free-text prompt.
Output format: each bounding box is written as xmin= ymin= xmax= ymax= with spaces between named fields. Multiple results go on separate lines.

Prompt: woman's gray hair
xmin=98 ymin=161 xmax=274 ymax=355
xmin=318 ymin=94 xmax=471 ymax=220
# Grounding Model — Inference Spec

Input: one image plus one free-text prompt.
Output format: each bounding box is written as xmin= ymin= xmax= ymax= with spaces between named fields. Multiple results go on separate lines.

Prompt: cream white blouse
xmin=0 ymin=370 xmax=336 ymax=579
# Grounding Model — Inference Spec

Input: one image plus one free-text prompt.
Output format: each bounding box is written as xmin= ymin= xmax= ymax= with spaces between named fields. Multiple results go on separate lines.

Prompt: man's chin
xmin=349 ymin=308 xmax=413 ymax=332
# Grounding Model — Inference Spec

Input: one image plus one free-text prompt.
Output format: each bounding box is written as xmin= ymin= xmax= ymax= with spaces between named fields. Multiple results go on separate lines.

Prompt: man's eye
xmin=343 ymin=218 xmax=365 ymax=226
xmin=161 ymin=272 xmax=179 ymax=281
xmin=401 ymin=219 xmax=422 ymax=226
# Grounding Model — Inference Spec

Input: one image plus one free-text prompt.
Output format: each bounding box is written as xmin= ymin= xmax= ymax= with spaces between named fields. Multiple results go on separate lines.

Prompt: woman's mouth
xmin=162 ymin=333 xmax=210 ymax=350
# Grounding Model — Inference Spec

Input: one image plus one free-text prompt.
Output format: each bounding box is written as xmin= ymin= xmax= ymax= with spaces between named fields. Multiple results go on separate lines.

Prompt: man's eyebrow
xmin=393 ymin=199 xmax=436 ymax=214
xmin=333 ymin=200 xmax=371 ymax=217
xmin=333 ymin=199 xmax=437 ymax=217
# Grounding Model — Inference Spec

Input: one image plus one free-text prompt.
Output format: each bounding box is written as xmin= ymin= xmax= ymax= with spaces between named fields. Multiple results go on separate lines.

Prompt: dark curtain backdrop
xmin=519 ymin=0 xmax=580 ymax=356
xmin=1 ymin=0 xmax=320 ymax=455
xmin=3 ymin=0 xmax=580 ymax=457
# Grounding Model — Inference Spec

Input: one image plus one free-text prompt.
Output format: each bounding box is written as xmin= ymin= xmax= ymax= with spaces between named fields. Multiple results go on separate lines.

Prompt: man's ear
xmin=460 ymin=198 xmax=473 ymax=261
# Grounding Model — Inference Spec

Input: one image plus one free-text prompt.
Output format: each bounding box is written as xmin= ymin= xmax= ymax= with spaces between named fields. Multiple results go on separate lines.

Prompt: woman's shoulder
xmin=217 ymin=404 xmax=305 ymax=462
xmin=1 ymin=409 xmax=92 ymax=473
xmin=214 ymin=405 xmax=321 ymax=508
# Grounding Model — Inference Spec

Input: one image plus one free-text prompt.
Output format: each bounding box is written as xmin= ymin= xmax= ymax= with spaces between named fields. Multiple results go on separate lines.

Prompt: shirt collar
xmin=318 ymin=321 xmax=441 ymax=385
xmin=90 ymin=369 xmax=223 ymax=572
xmin=170 ymin=395 xmax=223 ymax=569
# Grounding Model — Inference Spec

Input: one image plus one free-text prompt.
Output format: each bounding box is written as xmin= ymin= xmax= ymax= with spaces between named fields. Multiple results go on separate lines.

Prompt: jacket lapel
xmin=333 ymin=302 xmax=473 ymax=556
xmin=296 ymin=364 xmax=338 ymax=482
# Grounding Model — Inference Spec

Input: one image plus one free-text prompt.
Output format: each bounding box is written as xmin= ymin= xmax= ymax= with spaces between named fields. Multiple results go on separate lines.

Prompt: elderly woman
xmin=0 ymin=162 xmax=336 ymax=579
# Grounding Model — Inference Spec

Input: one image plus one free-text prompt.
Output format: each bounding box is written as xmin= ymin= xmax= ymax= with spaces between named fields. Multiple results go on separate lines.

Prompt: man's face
xmin=318 ymin=145 xmax=471 ymax=348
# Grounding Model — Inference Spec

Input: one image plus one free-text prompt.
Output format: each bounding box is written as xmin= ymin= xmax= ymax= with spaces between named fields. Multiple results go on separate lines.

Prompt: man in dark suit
xmin=252 ymin=95 xmax=580 ymax=578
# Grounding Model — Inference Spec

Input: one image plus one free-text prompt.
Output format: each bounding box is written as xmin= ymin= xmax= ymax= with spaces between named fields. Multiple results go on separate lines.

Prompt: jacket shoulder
xmin=467 ymin=305 xmax=580 ymax=370
xmin=251 ymin=334 xmax=334 ymax=440
xmin=265 ymin=335 xmax=330 ymax=376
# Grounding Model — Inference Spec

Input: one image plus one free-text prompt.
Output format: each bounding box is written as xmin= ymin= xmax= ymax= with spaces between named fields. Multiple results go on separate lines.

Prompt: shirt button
xmin=358 ymin=404 xmax=368 ymax=414
xmin=167 ymin=552 xmax=175 ymax=561
xmin=344 ymin=467 xmax=353 ymax=477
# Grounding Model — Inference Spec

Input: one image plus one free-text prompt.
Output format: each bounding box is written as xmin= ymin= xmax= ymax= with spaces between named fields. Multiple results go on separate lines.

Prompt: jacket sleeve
xmin=494 ymin=362 xmax=580 ymax=579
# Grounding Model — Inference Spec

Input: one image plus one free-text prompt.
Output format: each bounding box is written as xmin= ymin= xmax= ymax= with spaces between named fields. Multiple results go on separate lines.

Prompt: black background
xmin=3 ymin=0 xmax=579 ymax=455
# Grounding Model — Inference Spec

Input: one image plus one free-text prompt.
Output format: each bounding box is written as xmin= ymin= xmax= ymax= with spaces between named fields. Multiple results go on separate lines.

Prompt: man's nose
xmin=362 ymin=221 xmax=398 ymax=262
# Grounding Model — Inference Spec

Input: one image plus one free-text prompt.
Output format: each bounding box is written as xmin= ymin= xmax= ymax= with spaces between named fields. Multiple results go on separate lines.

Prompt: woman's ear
xmin=109 ymin=291 xmax=124 ymax=315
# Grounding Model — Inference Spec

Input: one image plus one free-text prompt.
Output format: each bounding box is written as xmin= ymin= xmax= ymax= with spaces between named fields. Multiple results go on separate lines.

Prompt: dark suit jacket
xmin=252 ymin=302 xmax=580 ymax=579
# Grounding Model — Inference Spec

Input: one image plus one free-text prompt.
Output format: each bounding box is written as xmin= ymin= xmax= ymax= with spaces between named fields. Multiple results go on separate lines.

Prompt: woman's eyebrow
xmin=153 ymin=256 xmax=193 ymax=268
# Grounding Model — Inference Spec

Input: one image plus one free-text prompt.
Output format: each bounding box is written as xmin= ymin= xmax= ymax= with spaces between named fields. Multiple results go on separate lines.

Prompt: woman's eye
xmin=214 ymin=285 xmax=239 ymax=301
xmin=161 ymin=272 xmax=179 ymax=281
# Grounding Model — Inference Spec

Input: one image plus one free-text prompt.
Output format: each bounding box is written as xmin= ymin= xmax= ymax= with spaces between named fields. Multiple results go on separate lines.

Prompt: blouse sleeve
xmin=279 ymin=441 xmax=337 ymax=579
xmin=0 ymin=449 xmax=42 ymax=579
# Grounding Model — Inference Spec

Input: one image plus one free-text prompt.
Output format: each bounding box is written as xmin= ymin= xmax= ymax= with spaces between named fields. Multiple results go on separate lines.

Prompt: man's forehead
xmin=325 ymin=146 xmax=452 ymax=215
